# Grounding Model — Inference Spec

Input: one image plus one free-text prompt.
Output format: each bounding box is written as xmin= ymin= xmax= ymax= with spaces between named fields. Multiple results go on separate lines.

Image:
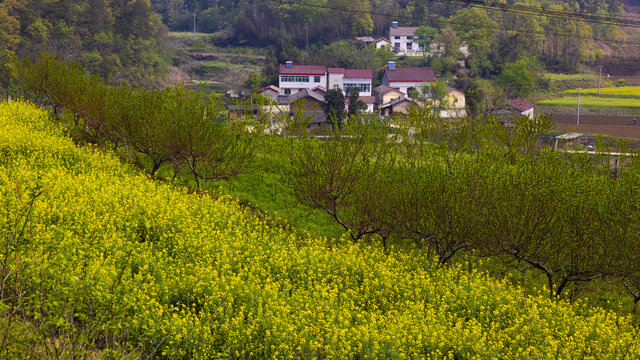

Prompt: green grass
xmin=543 ymin=73 xmax=594 ymax=81
xmin=538 ymin=88 xmax=640 ymax=109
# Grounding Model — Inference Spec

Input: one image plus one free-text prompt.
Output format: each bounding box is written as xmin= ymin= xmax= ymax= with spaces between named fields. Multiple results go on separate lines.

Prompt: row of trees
xmin=11 ymin=53 xmax=254 ymax=189
xmin=282 ymin=108 xmax=640 ymax=302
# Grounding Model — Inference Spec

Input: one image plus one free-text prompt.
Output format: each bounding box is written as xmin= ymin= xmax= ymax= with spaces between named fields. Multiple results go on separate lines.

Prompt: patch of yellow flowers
xmin=1 ymin=100 xmax=639 ymax=359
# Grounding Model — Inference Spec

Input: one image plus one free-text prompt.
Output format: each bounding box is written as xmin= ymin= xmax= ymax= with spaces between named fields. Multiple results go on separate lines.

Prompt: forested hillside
xmin=0 ymin=0 xmax=170 ymax=96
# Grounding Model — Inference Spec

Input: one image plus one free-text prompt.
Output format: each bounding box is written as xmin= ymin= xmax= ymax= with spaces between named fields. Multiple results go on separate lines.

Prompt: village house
xmin=381 ymin=62 xmax=436 ymax=96
xmin=327 ymin=68 xmax=373 ymax=96
xmin=278 ymin=62 xmax=327 ymax=96
xmin=509 ymin=97 xmax=535 ymax=118
xmin=372 ymin=84 xmax=404 ymax=106
xmin=345 ymin=96 xmax=376 ymax=113
xmin=388 ymin=21 xmax=470 ymax=57
xmin=389 ymin=21 xmax=419 ymax=55
xmin=375 ymin=38 xmax=392 ymax=50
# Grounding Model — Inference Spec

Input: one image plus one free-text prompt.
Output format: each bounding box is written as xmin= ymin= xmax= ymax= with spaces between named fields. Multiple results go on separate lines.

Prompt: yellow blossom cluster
xmin=1 ymin=100 xmax=639 ymax=358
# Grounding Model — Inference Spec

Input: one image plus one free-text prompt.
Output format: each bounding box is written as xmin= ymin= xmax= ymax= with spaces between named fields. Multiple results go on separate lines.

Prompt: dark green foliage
xmin=321 ymin=89 xmax=345 ymax=129
xmin=497 ymin=60 xmax=536 ymax=98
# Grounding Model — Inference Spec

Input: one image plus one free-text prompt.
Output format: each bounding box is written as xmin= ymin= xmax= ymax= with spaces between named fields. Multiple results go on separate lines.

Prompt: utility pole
xmin=193 ymin=13 xmax=196 ymax=40
xmin=598 ymin=66 xmax=603 ymax=95
xmin=577 ymin=88 xmax=581 ymax=125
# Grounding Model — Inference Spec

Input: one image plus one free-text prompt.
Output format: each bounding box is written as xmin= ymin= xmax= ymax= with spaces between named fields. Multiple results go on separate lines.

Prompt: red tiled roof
xmin=280 ymin=64 xmax=326 ymax=75
xmin=258 ymin=85 xmax=280 ymax=93
xmin=385 ymin=67 xmax=436 ymax=82
xmin=312 ymin=86 xmax=327 ymax=93
xmin=344 ymin=69 xmax=373 ymax=79
xmin=373 ymin=84 xmax=402 ymax=96
xmin=390 ymin=27 xmax=417 ymax=37
xmin=345 ymin=96 xmax=376 ymax=104
xmin=510 ymin=97 xmax=535 ymax=112
xmin=327 ymin=67 xmax=345 ymax=74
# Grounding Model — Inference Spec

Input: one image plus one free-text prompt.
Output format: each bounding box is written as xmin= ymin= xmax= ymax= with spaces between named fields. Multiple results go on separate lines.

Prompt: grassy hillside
xmin=168 ymin=32 xmax=266 ymax=95
xmin=1 ymin=100 xmax=640 ymax=358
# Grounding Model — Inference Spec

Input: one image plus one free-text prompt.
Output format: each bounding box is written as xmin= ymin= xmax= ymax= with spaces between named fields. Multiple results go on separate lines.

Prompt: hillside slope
xmin=1 ymin=100 xmax=639 ymax=358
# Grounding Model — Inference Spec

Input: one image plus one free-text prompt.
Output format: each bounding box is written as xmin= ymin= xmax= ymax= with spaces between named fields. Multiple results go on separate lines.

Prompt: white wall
xmin=342 ymin=77 xmax=372 ymax=96
xmin=279 ymin=75 xmax=327 ymax=94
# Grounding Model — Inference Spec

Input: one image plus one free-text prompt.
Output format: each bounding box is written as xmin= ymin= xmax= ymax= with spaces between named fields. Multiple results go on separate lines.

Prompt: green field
xmin=538 ymin=86 xmax=640 ymax=109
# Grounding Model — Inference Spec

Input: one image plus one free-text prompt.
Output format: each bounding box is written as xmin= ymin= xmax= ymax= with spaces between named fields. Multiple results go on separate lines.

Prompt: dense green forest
xmin=0 ymin=0 xmax=170 ymax=96
xmin=2 ymin=0 xmax=636 ymax=99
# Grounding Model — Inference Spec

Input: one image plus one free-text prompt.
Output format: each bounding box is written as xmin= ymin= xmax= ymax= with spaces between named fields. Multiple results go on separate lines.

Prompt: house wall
xmin=327 ymin=73 xmax=343 ymax=92
xmin=382 ymin=91 xmax=404 ymax=104
xmin=386 ymin=81 xmax=432 ymax=96
xmin=376 ymin=41 xmax=391 ymax=50
xmin=291 ymin=97 xmax=323 ymax=114
xmin=342 ymin=77 xmax=372 ymax=96
xmin=522 ymin=108 xmax=534 ymax=118
xmin=447 ymin=91 xmax=465 ymax=109
xmin=279 ymin=75 xmax=327 ymax=95
xmin=391 ymin=34 xmax=421 ymax=55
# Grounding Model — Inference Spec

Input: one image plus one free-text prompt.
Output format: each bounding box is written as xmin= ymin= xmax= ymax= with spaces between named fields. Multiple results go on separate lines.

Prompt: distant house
xmin=279 ymin=61 xmax=327 ymax=96
xmin=389 ymin=21 xmax=471 ymax=57
xmin=438 ymin=88 xmax=467 ymax=118
xmin=375 ymin=38 xmax=392 ymax=50
xmin=495 ymin=97 xmax=536 ymax=124
xmin=227 ymin=105 xmax=259 ymax=121
xmin=327 ymin=68 xmax=373 ymax=96
xmin=381 ymin=62 xmax=436 ymax=96
xmin=345 ymin=96 xmax=376 ymax=113
xmin=379 ymin=96 xmax=414 ymax=116
xmin=389 ymin=21 xmax=419 ymax=55
xmin=509 ymin=97 xmax=535 ymax=118
xmin=311 ymin=86 xmax=327 ymax=96
xmin=372 ymin=84 xmax=404 ymax=106
xmin=258 ymin=85 xmax=281 ymax=103
xmin=355 ymin=36 xmax=376 ymax=45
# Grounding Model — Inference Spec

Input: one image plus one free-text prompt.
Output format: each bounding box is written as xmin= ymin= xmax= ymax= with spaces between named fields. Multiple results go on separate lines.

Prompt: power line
xmin=435 ymin=0 xmax=640 ymax=28
xmin=268 ymin=0 xmax=640 ymax=45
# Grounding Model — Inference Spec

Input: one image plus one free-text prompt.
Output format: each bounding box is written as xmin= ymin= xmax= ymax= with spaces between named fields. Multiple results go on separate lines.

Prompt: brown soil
xmin=553 ymin=114 xmax=640 ymax=139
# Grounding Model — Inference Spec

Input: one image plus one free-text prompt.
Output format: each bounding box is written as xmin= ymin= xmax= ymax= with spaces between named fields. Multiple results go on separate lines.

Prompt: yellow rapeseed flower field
xmin=1 ymin=100 xmax=639 ymax=359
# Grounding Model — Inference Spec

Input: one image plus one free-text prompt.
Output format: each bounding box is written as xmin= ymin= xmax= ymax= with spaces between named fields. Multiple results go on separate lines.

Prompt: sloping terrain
xmin=0 ymin=100 xmax=639 ymax=358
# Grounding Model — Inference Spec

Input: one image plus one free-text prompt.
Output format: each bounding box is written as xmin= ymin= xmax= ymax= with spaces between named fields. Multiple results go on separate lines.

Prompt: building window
xmin=284 ymin=88 xmax=291 ymax=95
xmin=394 ymin=36 xmax=400 ymax=39
xmin=344 ymin=83 xmax=371 ymax=93
xmin=281 ymin=75 xmax=310 ymax=82
xmin=394 ymin=43 xmax=400 ymax=50
xmin=407 ymin=42 xmax=412 ymax=50
xmin=333 ymin=84 xmax=339 ymax=90
xmin=314 ymin=76 xmax=321 ymax=82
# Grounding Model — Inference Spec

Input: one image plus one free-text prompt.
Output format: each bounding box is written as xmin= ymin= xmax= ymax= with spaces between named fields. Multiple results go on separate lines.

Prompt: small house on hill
xmin=379 ymin=96 xmax=414 ymax=116
xmin=509 ymin=98 xmax=535 ymax=118
xmin=279 ymin=62 xmax=327 ymax=96
xmin=382 ymin=62 xmax=436 ymax=96
xmin=375 ymin=38 xmax=392 ymax=50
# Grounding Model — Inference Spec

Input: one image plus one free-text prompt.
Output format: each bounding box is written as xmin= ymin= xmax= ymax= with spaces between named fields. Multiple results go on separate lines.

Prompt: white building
xmin=278 ymin=62 xmax=327 ymax=96
xmin=390 ymin=22 xmax=420 ymax=55
xmin=327 ymin=68 xmax=373 ymax=97
xmin=381 ymin=62 xmax=436 ymax=96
